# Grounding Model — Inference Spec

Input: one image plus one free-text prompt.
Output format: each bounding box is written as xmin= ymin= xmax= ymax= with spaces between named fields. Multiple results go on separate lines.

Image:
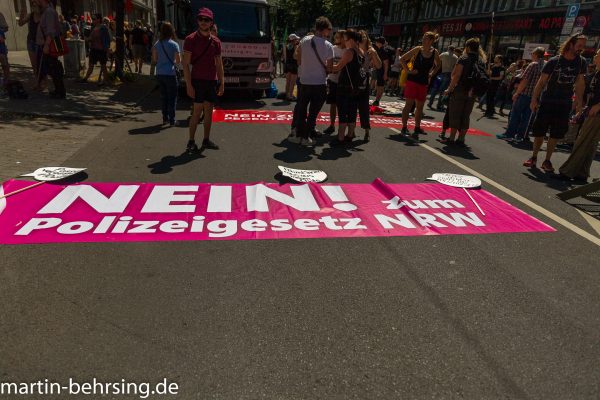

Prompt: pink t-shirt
xmin=183 ymin=31 xmax=222 ymax=81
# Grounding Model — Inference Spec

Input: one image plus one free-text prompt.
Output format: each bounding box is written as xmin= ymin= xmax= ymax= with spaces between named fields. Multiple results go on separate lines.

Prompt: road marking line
xmin=389 ymin=127 xmax=600 ymax=247
xmin=577 ymin=210 xmax=600 ymax=237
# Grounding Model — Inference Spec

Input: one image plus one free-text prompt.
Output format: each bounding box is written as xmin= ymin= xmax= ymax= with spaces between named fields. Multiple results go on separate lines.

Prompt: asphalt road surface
xmin=1 ymin=83 xmax=599 ymax=399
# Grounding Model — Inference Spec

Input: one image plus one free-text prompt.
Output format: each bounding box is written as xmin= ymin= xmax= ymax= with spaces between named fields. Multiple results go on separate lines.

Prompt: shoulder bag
xmin=160 ymin=40 xmax=182 ymax=79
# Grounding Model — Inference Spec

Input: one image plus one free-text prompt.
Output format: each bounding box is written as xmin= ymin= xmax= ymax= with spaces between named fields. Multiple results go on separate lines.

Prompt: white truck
xmin=165 ymin=0 xmax=273 ymax=98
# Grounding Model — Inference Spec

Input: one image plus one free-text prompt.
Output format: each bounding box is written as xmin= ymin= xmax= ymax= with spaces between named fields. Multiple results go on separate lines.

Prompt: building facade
xmin=382 ymin=0 xmax=600 ymax=60
xmin=1 ymin=0 xmax=157 ymax=51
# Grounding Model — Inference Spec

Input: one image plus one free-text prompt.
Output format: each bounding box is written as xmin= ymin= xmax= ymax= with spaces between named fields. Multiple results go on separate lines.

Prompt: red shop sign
xmin=440 ymin=20 xmax=465 ymax=36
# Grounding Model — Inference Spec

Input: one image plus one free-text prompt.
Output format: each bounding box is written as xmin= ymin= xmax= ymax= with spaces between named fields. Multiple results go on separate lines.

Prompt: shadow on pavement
xmin=128 ymin=124 xmax=167 ymax=135
xmin=272 ymin=140 xmax=314 ymax=163
xmin=521 ymin=169 xmax=574 ymax=192
xmin=147 ymin=152 xmax=206 ymax=174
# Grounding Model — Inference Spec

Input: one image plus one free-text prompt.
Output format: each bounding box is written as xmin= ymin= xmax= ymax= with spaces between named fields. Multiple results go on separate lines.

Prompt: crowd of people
xmin=1 ymin=5 xmax=599 ymax=183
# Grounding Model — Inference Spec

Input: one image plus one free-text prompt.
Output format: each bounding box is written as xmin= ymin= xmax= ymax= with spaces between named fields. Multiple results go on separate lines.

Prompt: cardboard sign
xmin=221 ymin=42 xmax=270 ymax=59
xmin=427 ymin=173 xmax=482 ymax=188
xmin=0 ymin=179 xmax=554 ymax=244
xmin=278 ymin=166 xmax=327 ymax=183
xmin=21 ymin=167 xmax=86 ymax=182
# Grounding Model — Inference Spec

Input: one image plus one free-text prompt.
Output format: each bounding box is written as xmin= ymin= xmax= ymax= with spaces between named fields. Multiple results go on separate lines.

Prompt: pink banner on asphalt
xmin=0 ymin=179 xmax=553 ymax=244
xmin=211 ymin=110 xmax=492 ymax=137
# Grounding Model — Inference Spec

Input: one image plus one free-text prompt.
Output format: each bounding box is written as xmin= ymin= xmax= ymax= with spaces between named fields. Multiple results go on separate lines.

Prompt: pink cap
xmin=197 ymin=8 xmax=214 ymax=20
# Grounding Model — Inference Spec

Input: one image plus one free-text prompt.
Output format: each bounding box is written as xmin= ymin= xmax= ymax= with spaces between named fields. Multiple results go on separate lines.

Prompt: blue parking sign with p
xmin=567 ymin=4 xmax=580 ymax=19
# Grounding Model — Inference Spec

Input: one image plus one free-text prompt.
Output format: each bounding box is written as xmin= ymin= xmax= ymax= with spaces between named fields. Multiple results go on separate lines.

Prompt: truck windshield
xmin=187 ymin=0 xmax=270 ymax=42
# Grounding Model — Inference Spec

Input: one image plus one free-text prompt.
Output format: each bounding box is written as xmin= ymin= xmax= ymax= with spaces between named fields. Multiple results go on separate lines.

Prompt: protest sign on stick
xmin=0 ymin=167 xmax=86 ymax=200
xmin=427 ymin=173 xmax=485 ymax=215
xmin=278 ymin=166 xmax=327 ymax=183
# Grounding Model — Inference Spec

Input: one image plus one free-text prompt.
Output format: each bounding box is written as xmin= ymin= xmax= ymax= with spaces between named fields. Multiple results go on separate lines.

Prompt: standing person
xmin=0 ymin=11 xmax=8 ymax=33
xmin=358 ymin=31 xmax=381 ymax=141
xmin=80 ymin=14 xmax=110 ymax=85
xmin=37 ymin=0 xmax=66 ymax=99
xmin=70 ymin=17 xmax=79 ymax=38
xmin=283 ymin=34 xmax=299 ymax=101
xmin=107 ymin=19 xmax=116 ymax=71
xmin=524 ymin=34 xmax=587 ymax=172
xmin=183 ymin=7 xmax=224 ymax=153
xmin=558 ymin=49 xmax=600 ymax=183
xmin=58 ymin=14 xmax=70 ymax=36
xmin=497 ymin=48 xmax=545 ymax=142
xmin=18 ymin=1 xmax=42 ymax=82
xmin=131 ymin=20 xmax=146 ymax=73
xmin=0 ymin=25 xmax=9 ymax=84
xmin=372 ymin=37 xmax=389 ymax=106
xmin=323 ymin=30 xmax=345 ymax=135
xmin=328 ymin=30 xmax=365 ymax=145
xmin=124 ymin=22 xmax=133 ymax=61
xmin=399 ymin=32 xmax=441 ymax=138
xmin=442 ymin=38 xmax=487 ymax=146
xmin=388 ymin=48 xmax=402 ymax=96
xmin=428 ymin=45 xmax=457 ymax=111
xmin=484 ymin=55 xmax=505 ymax=117
xmin=152 ymin=22 xmax=180 ymax=127
xmin=290 ymin=17 xmax=334 ymax=145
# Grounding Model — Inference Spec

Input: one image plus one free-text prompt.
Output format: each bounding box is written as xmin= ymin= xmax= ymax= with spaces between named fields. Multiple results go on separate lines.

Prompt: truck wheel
xmin=251 ymin=90 xmax=264 ymax=100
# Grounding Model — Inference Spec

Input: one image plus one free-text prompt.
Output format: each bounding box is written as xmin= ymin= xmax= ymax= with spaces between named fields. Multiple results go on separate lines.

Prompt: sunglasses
xmin=198 ymin=17 xmax=212 ymax=23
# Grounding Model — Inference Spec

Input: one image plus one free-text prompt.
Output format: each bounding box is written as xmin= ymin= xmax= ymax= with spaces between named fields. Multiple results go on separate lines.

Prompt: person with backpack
xmin=152 ymin=22 xmax=180 ymax=127
xmin=496 ymin=47 xmax=545 ymax=143
xmin=327 ymin=29 xmax=366 ymax=146
xmin=524 ymin=33 xmax=587 ymax=172
xmin=37 ymin=0 xmax=66 ymax=99
xmin=131 ymin=20 xmax=146 ymax=73
xmin=289 ymin=17 xmax=334 ymax=146
xmin=484 ymin=55 xmax=505 ymax=118
xmin=441 ymin=38 xmax=488 ymax=146
xmin=399 ymin=32 xmax=441 ymax=139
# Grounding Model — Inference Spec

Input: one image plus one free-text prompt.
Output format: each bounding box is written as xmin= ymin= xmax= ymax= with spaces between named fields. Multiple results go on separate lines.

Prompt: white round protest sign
xmin=278 ymin=166 xmax=327 ymax=183
xmin=21 ymin=167 xmax=86 ymax=182
xmin=427 ymin=173 xmax=482 ymax=188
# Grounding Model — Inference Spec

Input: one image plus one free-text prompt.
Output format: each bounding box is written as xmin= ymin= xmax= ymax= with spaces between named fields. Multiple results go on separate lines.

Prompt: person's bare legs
xmin=99 ymin=64 xmax=109 ymax=84
xmin=328 ymin=104 xmax=337 ymax=130
xmin=28 ymin=50 xmax=38 ymax=79
xmin=337 ymin=123 xmax=347 ymax=141
xmin=531 ymin=136 xmax=545 ymax=159
xmin=544 ymin=138 xmax=558 ymax=162
xmin=402 ymin=98 xmax=415 ymax=129
xmin=457 ymin=129 xmax=468 ymax=142
xmin=447 ymin=127 xmax=458 ymax=141
xmin=203 ymin=102 xmax=214 ymax=140
xmin=189 ymin=102 xmax=204 ymax=141
xmin=83 ymin=62 xmax=94 ymax=80
xmin=414 ymin=100 xmax=425 ymax=130
xmin=285 ymin=73 xmax=292 ymax=98
xmin=375 ymin=85 xmax=384 ymax=103
xmin=347 ymin=123 xmax=356 ymax=139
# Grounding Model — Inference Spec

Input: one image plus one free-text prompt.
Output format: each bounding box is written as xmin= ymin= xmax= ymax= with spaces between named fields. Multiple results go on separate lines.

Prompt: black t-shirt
xmin=541 ymin=55 xmax=587 ymax=105
xmin=457 ymin=53 xmax=480 ymax=89
xmin=587 ymin=72 xmax=600 ymax=107
xmin=131 ymin=27 xmax=146 ymax=45
xmin=376 ymin=46 xmax=387 ymax=71
xmin=490 ymin=65 xmax=505 ymax=86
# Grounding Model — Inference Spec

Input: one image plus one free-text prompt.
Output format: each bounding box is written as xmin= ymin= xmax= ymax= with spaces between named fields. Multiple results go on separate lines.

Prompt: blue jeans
xmin=504 ymin=94 xmax=532 ymax=139
xmin=157 ymin=75 xmax=178 ymax=123
xmin=428 ymin=72 xmax=451 ymax=108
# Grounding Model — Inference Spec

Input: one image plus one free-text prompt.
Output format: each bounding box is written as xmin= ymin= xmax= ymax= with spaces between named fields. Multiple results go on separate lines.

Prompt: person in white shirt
xmin=323 ymin=30 xmax=346 ymax=135
xmin=428 ymin=45 xmax=457 ymax=111
xmin=289 ymin=17 xmax=334 ymax=146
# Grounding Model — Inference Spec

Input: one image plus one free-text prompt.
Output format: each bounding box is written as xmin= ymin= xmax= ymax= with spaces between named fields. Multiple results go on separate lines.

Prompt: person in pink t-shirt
xmin=182 ymin=7 xmax=224 ymax=153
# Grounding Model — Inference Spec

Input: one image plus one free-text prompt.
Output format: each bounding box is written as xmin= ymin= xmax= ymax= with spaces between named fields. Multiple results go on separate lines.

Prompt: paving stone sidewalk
xmin=0 ymin=51 xmax=158 ymax=120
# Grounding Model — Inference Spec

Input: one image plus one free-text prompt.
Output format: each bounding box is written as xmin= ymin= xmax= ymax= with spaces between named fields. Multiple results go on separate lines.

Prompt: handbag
xmin=49 ymin=35 xmax=69 ymax=57
xmin=160 ymin=40 xmax=182 ymax=79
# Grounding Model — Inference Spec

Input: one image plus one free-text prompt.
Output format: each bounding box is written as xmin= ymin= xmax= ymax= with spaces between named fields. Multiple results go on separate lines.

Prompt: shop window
xmin=444 ymin=4 xmax=454 ymax=17
xmin=556 ymin=0 xmax=578 ymax=3
xmin=482 ymin=0 xmax=494 ymax=12
xmin=434 ymin=4 xmax=443 ymax=18
xmin=456 ymin=1 xmax=466 ymax=15
xmin=534 ymin=0 xmax=554 ymax=7
xmin=424 ymin=1 xmax=433 ymax=19
xmin=468 ymin=0 xmax=480 ymax=14
xmin=13 ymin=0 xmax=28 ymax=15
xmin=392 ymin=3 xmax=401 ymax=22
xmin=497 ymin=0 xmax=512 ymax=10
xmin=514 ymin=0 xmax=530 ymax=9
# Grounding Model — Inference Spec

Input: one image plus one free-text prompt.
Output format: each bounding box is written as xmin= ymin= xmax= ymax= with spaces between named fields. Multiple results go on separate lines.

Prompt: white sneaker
xmin=300 ymin=137 xmax=314 ymax=146
xmin=288 ymin=135 xmax=301 ymax=144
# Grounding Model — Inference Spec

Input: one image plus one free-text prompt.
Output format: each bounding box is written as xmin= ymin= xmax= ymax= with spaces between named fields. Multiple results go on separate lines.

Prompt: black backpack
xmin=6 ymin=80 xmax=28 ymax=99
xmin=466 ymin=59 xmax=490 ymax=97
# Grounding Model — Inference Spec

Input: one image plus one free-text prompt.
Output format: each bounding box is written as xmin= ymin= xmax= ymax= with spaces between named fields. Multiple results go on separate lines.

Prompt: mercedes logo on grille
xmin=223 ymin=58 xmax=234 ymax=70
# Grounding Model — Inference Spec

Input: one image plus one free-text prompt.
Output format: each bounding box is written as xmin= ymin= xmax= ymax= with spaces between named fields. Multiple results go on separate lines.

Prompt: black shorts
xmin=531 ymin=102 xmax=571 ymax=139
xmin=389 ymin=70 xmax=400 ymax=79
xmin=192 ymin=79 xmax=218 ymax=104
xmin=284 ymin=63 xmax=298 ymax=75
xmin=376 ymin=68 xmax=385 ymax=86
xmin=326 ymin=80 xmax=338 ymax=104
xmin=89 ymin=48 xmax=107 ymax=66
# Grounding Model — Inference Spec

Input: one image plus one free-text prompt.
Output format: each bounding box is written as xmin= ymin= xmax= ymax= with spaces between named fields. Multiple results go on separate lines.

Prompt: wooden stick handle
xmin=464 ymin=187 xmax=485 ymax=216
xmin=0 ymin=181 xmax=46 ymax=200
